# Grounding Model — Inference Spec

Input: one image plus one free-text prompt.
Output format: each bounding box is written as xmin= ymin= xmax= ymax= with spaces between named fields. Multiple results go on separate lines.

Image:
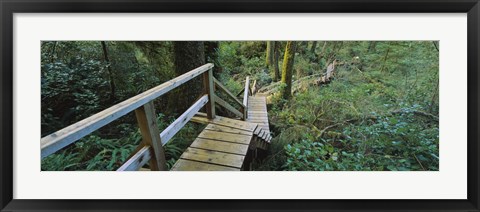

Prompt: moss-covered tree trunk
xmin=273 ymin=41 xmax=281 ymax=82
xmin=100 ymin=41 xmax=116 ymax=103
xmin=204 ymin=41 xmax=221 ymax=78
xmin=266 ymin=41 xmax=275 ymax=68
xmin=281 ymin=41 xmax=296 ymax=100
xmin=310 ymin=41 xmax=317 ymax=53
xmin=170 ymin=41 xmax=205 ymax=114
xmin=367 ymin=41 xmax=377 ymax=53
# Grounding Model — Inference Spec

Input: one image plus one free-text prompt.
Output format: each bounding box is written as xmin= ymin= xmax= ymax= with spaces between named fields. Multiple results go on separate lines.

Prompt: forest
xmin=41 ymin=41 xmax=439 ymax=171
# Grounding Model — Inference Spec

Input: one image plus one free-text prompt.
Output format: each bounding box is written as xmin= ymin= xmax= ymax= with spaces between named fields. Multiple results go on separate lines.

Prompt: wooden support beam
xmin=203 ymin=68 xmax=216 ymax=119
xmin=41 ymin=63 xmax=214 ymax=159
xmin=159 ymin=95 xmax=208 ymax=145
xmin=213 ymin=77 xmax=245 ymax=109
xmin=214 ymin=94 xmax=244 ymax=119
xmin=117 ymin=146 xmax=152 ymax=171
xmin=135 ymin=101 xmax=167 ymax=171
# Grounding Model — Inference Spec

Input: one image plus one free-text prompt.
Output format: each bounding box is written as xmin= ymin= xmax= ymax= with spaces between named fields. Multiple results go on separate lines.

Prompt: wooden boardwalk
xmin=171 ymin=114 xmax=259 ymax=171
xmin=171 ymin=95 xmax=272 ymax=171
xmin=41 ymin=63 xmax=273 ymax=171
xmin=248 ymin=96 xmax=270 ymax=133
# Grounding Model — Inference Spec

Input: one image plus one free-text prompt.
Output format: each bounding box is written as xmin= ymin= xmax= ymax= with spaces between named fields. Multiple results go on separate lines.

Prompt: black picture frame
xmin=1 ymin=0 xmax=479 ymax=211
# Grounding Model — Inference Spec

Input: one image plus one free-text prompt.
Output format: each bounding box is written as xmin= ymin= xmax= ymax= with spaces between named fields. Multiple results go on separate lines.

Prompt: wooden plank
xmin=258 ymin=130 xmax=265 ymax=139
xmin=171 ymin=159 xmax=239 ymax=171
xmin=198 ymin=130 xmax=252 ymax=145
xmin=41 ymin=63 xmax=214 ymax=159
xmin=213 ymin=77 xmax=245 ymax=109
xmin=117 ymin=146 xmax=151 ymax=171
xmin=248 ymin=106 xmax=266 ymax=109
xmin=214 ymin=94 xmax=244 ymax=119
xmin=254 ymin=125 xmax=262 ymax=135
xmin=190 ymin=138 xmax=249 ymax=155
xmin=204 ymin=124 xmax=253 ymax=136
xmin=262 ymin=131 xmax=269 ymax=140
xmin=248 ymin=111 xmax=268 ymax=114
xmin=192 ymin=113 xmax=257 ymax=131
xmin=248 ymin=110 xmax=267 ymax=113
xmin=248 ymin=118 xmax=269 ymax=122
xmin=159 ymin=95 xmax=208 ymax=146
xmin=180 ymin=147 xmax=245 ymax=168
xmin=248 ymin=105 xmax=266 ymax=108
xmin=134 ymin=101 xmax=167 ymax=170
xmin=203 ymin=68 xmax=216 ymax=119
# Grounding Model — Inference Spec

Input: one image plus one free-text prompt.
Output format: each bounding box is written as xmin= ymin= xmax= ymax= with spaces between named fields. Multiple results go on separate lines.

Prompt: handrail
xmin=243 ymin=76 xmax=250 ymax=119
xmin=212 ymin=77 xmax=247 ymax=120
xmin=117 ymin=146 xmax=152 ymax=171
xmin=159 ymin=95 xmax=208 ymax=145
xmin=213 ymin=77 xmax=245 ymax=108
xmin=41 ymin=63 xmax=214 ymax=159
xmin=213 ymin=94 xmax=244 ymax=119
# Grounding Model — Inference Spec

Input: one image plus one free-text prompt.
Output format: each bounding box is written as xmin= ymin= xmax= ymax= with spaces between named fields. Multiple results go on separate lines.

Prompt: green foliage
xmin=264 ymin=41 xmax=439 ymax=171
xmin=283 ymin=109 xmax=439 ymax=171
xmin=41 ymin=41 xmax=439 ymax=171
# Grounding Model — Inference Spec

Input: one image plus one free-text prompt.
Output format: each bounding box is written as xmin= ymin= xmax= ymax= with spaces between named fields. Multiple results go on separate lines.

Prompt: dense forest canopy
xmin=41 ymin=41 xmax=439 ymax=171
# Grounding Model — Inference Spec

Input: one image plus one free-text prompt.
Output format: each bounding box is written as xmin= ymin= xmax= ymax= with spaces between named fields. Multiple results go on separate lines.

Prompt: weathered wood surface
xmin=172 ymin=115 xmax=257 ymax=171
xmin=180 ymin=147 xmax=245 ymax=168
xmin=41 ymin=63 xmax=214 ymax=159
xmin=246 ymin=95 xmax=271 ymax=150
xmin=204 ymin=124 xmax=252 ymax=136
xmin=198 ymin=130 xmax=252 ymax=145
xmin=160 ymin=95 xmax=208 ymax=146
xmin=117 ymin=146 xmax=152 ymax=171
xmin=190 ymin=138 xmax=249 ymax=155
xmin=214 ymin=94 xmax=244 ymax=119
xmin=203 ymin=68 xmax=216 ymax=119
xmin=134 ymin=102 xmax=167 ymax=170
xmin=213 ymin=77 xmax=245 ymax=109
xmin=243 ymin=76 xmax=250 ymax=113
xmin=171 ymin=159 xmax=239 ymax=171
xmin=191 ymin=113 xmax=257 ymax=131
xmin=247 ymin=96 xmax=270 ymax=133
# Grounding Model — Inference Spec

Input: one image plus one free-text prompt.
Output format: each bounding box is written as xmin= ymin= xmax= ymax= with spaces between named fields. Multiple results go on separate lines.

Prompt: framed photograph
xmin=1 ymin=0 xmax=479 ymax=211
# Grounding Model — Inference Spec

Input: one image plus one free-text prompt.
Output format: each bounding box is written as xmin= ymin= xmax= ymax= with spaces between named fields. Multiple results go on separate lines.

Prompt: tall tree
xmin=273 ymin=41 xmax=281 ymax=82
xmin=310 ymin=41 xmax=317 ymax=53
xmin=367 ymin=41 xmax=377 ymax=53
xmin=281 ymin=41 xmax=297 ymax=100
xmin=171 ymin=41 xmax=205 ymax=113
xmin=204 ymin=41 xmax=221 ymax=77
xmin=101 ymin=41 xmax=116 ymax=103
xmin=266 ymin=41 xmax=275 ymax=68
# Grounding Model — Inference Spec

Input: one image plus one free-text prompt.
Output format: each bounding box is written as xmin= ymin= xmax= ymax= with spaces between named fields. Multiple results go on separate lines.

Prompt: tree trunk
xmin=310 ymin=41 xmax=317 ymax=53
xmin=266 ymin=41 xmax=275 ymax=68
xmin=367 ymin=41 xmax=377 ymax=53
xmin=171 ymin=41 xmax=206 ymax=114
xmin=50 ymin=41 xmax=57 ymax=63
xmin=281 ymin=41 xmax=297 ymax=100
xmin=204 ymin=41 xmax=221 ymax=77
xmin=273 ymin=41 xmax=281 ymax=82
xmin=101 ymin=41 xmax=116 ymax=103
xmin=316 ymin=41 xmax=328 ymax=63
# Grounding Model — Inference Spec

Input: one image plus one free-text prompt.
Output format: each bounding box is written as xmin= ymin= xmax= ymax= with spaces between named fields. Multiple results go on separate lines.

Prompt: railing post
xmin=243 ymin=76 xmax=250 ymax=119
xmin=134 ymin=101 xmax=167 ymax=171
xmin=203 ymin=67 xmax=216 ymax=119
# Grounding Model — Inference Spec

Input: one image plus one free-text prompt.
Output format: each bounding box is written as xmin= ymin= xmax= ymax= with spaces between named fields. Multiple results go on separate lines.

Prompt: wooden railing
xmin=213 ymin=77 xmax=247 ymax=120
xmin=41 ymin=63 xmax=219 ymax=171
